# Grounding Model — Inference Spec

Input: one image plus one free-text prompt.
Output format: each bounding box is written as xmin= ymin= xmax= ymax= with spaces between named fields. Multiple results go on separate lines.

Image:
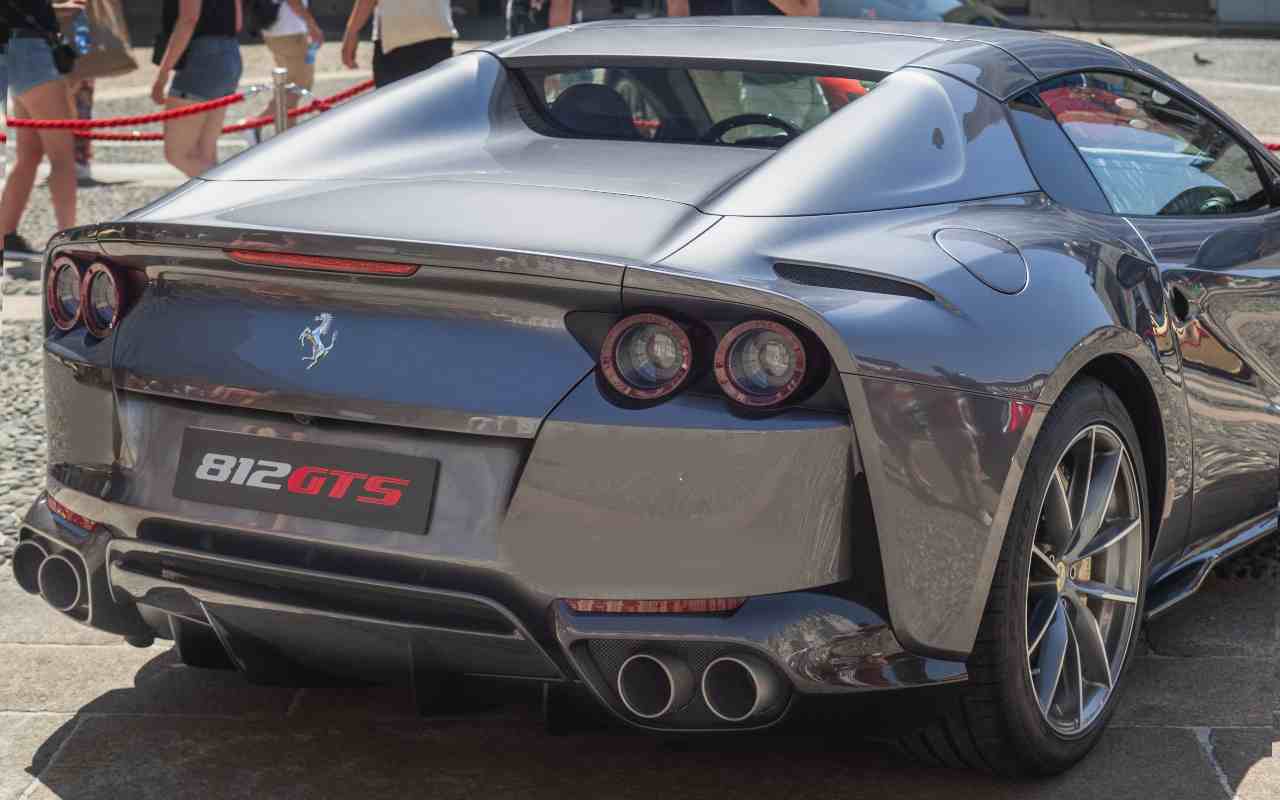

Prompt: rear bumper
xmin=16 ymin=489 xmax=966 ymax=731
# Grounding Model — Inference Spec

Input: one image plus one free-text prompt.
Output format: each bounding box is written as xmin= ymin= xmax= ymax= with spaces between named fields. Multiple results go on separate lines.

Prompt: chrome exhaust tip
xmin=616 ymin=652 xmax=695 ymax=719
xmin=38 ymin=554 xmax=84 ymax=613
xmin=12 ymin=540 xmax=48 ymax=595
xmin=701 ymin=654 xmax=786 ymax=723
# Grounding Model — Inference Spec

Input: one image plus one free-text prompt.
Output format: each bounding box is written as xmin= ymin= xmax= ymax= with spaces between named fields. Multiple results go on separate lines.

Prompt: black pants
xmin=372 ymin=38 xmax=453 ymax=88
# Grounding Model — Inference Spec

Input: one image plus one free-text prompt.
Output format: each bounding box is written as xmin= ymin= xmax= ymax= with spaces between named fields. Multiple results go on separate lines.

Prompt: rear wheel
xmin=896 ymin=378 xmax=1148 ymax=775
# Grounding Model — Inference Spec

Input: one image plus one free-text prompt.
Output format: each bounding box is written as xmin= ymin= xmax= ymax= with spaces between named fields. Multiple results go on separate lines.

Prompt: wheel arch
xmin=1074 ymin=353 xmax=1168 ymax=554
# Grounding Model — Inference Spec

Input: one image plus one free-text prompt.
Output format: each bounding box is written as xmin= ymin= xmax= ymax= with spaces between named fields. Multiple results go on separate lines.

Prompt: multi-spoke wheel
xmin=1027 ymin=425 xmax=1143 ymax=736
xmin=895 ymin=378 xmax=1149 ymax=775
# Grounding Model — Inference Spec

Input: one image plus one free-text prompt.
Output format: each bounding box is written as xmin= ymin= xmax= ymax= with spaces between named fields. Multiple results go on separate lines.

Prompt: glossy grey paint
xmin=503 ymin=382 xmax=854 ymax=598
xmin=109 ymin=244 xmax=615 ymax=437
xmin=204 ymin=52 xmax=776 ymax=207
xmin=702 ymin=68 xmax=1038 ymax=216
xmin=651 ymin=193 xmax=1196 ymax=655
xmin=908 ymin=39 xmax=1034 ymax=99
xmin=1127 ymin=210 xmax=1280 ymax=555
xmin=482 ymin=17 xmax=1113 ymax=100
xmin=933 ymin=227 xmax=1029 ymax=294
xmin=19 ymin=21 xmax=1278 ymax=686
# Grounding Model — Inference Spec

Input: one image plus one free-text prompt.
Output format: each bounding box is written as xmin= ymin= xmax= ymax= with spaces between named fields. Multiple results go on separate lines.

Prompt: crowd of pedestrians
xmin=2 ymin=0 xmax=816 ymax=261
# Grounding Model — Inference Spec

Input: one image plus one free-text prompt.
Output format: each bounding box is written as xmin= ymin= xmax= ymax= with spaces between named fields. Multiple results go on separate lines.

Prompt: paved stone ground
xmin=2 ymin=33 xmax=1280 ymax=800
xmin=0 ymin=563 xmax=1272 ymax=799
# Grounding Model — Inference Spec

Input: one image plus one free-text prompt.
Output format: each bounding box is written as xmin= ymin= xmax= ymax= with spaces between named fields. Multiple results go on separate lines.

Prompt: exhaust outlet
xmin=702 ymin=654 xmax=786 ymax=723
xmin=38 ymin=554 xmax=84 ymax=613
xmin=12 ymin=540 xmax=48 ymax=595
xmin=616 ymin=652 xmax=695 ymax=719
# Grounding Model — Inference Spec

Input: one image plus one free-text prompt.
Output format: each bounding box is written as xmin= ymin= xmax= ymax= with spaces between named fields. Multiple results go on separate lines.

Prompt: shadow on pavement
xmin=11 ymin=542 xmax=1276 ymax=800
xmin=13 ymin=642 xmax=1265 ymax=800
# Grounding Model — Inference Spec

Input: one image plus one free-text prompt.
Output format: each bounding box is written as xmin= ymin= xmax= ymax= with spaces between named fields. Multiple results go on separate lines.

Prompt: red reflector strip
xmin=226 ymin=249 xmax=419 ymax=276
xmin=46 ymin=495 xmax=98 ymax=533
xmin=566 ymin=598 xmax=746 ymax=614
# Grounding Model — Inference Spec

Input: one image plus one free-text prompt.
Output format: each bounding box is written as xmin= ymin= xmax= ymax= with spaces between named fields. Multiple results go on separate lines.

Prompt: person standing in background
xmin=70 ymin=78 xmax=93 ymax=183
xmin=505 ymin=0 xmax=571 ymax=36
xmin=668 ymin=0 xmax=824 ymax=129
xmin=0 ymin=0 xmax=85 ymax=259
xmin=152 ymin=0 xmax=243 ymax=177
xmin=664 ymin=0 xmax=731 ymax=16
xmin=341 ymin=0 xmax=457 ymax=88
xmin=64 ymin=0 xmax=135 ymax=181
xmin=245 ymin=0 xmax=322 ymax=135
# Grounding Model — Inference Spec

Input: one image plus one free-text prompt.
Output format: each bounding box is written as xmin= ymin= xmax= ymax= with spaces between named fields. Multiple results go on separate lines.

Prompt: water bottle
xmin=305 ymin=41 xmax=320 ymax=65
xmin=72 ymin=11 xmax=91 ymax=56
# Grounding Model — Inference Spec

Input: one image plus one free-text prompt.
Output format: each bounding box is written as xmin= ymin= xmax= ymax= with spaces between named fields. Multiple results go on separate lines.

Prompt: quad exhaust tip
xmin=12 ymin=540 xmax=48 ymax=595
xmin=616 ymin=652 xmax=695 ymax=719
xmin=701 ymin=654 xmax=786 ymax=723
xmin=37 ymin=554 xmax=84 ymax=613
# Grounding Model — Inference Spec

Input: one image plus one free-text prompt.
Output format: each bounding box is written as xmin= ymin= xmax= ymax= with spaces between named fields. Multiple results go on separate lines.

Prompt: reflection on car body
xmin=15 ymin=18 xmax=1280 ymax=778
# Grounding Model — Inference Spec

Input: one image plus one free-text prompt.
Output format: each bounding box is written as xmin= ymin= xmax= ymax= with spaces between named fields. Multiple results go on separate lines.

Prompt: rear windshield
xmin=518 ymin=66 xmax=881 ymax=147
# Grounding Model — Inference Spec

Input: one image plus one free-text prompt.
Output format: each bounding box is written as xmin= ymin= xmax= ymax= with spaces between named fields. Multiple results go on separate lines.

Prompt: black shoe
xmin=3 ymin=232 xmax=38 ymax=256
xmin=3 ymin=233 xmax=41 ymax=280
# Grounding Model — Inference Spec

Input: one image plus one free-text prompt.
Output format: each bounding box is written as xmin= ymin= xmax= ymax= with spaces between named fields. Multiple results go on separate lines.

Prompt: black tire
xmin=895 ymin=378 xmax=1149 ymax=775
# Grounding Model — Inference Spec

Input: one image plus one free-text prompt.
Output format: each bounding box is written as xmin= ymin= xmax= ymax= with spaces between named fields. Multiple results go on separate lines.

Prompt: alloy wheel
xmin=1026 ymin=424 xmax=1143 ymax=736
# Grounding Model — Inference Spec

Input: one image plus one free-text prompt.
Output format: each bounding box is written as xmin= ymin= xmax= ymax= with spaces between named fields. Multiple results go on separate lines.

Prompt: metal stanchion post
xmin=271 ymin=67 xmax=289 ymax=134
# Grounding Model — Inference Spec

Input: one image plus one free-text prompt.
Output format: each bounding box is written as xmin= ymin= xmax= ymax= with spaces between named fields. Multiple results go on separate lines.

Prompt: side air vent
xmin=774 ymin=263 xmax=934 ymax=302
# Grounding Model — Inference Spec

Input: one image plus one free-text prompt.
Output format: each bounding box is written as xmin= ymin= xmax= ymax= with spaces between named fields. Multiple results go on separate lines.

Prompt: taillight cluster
xmin=46 ymin=256 xmax=130 ymax=337
xmin=599 ymin=312 xmax=817 ymax=410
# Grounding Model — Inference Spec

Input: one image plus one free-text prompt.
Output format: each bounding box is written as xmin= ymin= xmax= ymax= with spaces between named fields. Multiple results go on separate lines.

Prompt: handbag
xmin=11 ymin=4 xmax=77 ymax=74
xmin=65 ymin=0 xmax=138 ymax=81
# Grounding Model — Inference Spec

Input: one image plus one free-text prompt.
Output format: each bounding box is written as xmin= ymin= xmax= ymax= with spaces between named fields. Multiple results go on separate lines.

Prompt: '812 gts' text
xmin=193 ymin=452 xmax=410 ymax=507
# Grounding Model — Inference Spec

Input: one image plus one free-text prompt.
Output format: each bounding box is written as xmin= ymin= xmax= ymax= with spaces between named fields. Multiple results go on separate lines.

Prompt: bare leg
xmin=163 ymin=98 xmax=214 ymax=177
xmin=72 ymin=79 xmax=95 ymax=167
xmin=196 ymin=105 xmax=230 ymax=169
xmin=0 ymin=107 xmax=45 ymax=236
xmin=0 ymin=79 xmax=77 ymax=236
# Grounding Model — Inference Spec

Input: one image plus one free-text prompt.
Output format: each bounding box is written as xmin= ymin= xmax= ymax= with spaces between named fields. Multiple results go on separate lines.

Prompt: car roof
xmin=483 ymin=17 xmax=1137 ymax=99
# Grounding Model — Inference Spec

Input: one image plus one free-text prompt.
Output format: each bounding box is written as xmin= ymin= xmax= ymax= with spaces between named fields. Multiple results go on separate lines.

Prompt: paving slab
xmin=1145 ymin=573 xmax=1278 ymax=657
xmin=1113 ymin=655 xmax=1275 ymax=728
xmin=0 ymin=713 xmax=75 ymax=800
xmin=0 ymin=576 xmax=122 ymax=646
xmin=1211 ymin=728 xmax=1278 ymax=800
xmin=19 ymin=715 xmax=1225 ymax=800
xmin=0 ymin=295 xmax=40 ymax=322
xmin=0 ymin=645 xmax=293 ymax=717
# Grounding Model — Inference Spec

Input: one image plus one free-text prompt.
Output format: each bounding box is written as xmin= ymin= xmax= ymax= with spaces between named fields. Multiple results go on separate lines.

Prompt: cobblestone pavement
xmin=1 ymin=33 xmax=1279 ymax=800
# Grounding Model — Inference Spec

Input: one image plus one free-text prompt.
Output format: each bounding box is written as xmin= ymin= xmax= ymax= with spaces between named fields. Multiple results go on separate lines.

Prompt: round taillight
xmin=714 ymin=320 xmax=807 ymax=408
xmin=600 ymin=313 xmax=693 ymax=400
xmin=80 ymin=263 xmax=124 ymax=338
xmin=46 ymin=256 xmax=82 ymax=331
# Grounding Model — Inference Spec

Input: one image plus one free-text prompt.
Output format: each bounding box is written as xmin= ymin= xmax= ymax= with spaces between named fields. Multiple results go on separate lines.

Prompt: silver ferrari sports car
xmin=15 ymin=17 xmax=1280 ymax=775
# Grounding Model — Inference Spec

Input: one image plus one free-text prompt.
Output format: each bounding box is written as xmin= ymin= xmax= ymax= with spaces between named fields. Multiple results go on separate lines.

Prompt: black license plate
xmin=173 ymin=428 xmax=438 ymax=534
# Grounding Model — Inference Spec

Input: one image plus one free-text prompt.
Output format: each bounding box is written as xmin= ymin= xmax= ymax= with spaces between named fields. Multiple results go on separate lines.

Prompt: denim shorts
xmin=169 ymin=36 xmax=243 ymax=102
xmin=6 ymin=35 xmax=64 ymax=99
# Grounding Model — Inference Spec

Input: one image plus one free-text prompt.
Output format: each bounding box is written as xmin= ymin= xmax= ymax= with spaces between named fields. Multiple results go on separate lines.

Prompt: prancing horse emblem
xmin=298 ymin=313 xmax=338 ymax=370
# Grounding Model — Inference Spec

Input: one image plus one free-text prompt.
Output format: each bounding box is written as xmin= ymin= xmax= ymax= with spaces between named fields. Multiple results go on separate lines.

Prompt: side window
xmin=1038 ymin=72 xmax=1269 ymax=217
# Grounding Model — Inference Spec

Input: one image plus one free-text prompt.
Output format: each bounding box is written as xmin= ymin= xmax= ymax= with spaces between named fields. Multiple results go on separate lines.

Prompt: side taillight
xmin=713 ymin=320 xmax=808 ymax=408
xmin=599 ymin=313 xmax=694 ymax=401
xmin=46 ymin=256 xmax=83 ymax=331
xmin=80 ymin=262 xmax=126 ymax=338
